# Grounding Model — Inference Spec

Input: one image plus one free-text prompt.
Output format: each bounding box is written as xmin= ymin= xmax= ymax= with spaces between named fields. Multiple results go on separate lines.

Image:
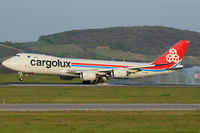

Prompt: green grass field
xmin=1 ymin=86 xmax=200 ymax=104
xmin=1 ymin=74 xmax=200 ymax=104
xmin=0 ymin=111 xmax=199 ymax=133
xmin=1 ymin=74 xmax=200 ymax=133
xmin=0 ymin=74 xmax=81 ymax=83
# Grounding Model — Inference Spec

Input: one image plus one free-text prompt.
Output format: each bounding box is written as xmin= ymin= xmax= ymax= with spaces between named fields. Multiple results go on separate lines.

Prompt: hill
xmin=1 ymin=26 xmax=200 ymax=73
xmin=39 ymin=26 xmax=200 ymax=56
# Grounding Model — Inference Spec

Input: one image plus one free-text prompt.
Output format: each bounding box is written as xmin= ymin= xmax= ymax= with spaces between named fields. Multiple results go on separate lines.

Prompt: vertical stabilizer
xmin=152 ymin=40 xmax=190 ymax=65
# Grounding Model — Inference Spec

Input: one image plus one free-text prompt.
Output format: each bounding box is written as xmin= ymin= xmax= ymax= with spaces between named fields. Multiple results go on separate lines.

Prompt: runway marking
xmin=0 ymin=104 xmax=200 ymax=111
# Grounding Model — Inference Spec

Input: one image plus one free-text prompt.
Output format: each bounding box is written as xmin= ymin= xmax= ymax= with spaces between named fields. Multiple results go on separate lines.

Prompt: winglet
xmin=152 ymin=40 xmax=190 ymax=65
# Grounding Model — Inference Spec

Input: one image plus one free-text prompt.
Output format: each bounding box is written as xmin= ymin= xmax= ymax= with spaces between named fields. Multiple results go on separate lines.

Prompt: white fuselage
xmin=2 ymin=53 xmax=177 ymax=79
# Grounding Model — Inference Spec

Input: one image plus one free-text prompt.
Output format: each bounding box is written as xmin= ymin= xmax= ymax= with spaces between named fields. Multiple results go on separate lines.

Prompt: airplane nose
xmin=2 ymin=57 xmax=20 ymax=70
xmin=2 ymin=60 xmax=9 ymax=67
xmin=2 ymin=59 xmax=14 ymax=68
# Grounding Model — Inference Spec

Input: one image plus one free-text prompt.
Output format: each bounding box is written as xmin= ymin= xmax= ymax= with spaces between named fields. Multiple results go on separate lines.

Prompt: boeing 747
xmin=2 ymin=40 xmax=190 ymax=84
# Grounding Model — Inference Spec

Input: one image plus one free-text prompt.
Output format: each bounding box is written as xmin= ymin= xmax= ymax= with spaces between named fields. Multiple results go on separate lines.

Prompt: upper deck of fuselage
xmin=16 ymin=53 xmax=150 ymax=68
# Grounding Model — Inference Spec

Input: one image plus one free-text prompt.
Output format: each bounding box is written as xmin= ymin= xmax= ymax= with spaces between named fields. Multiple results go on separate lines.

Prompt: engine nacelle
xmin=59 ymin=76 xmax=74 ymax=80
xmin=112 ymin=69 xmax=127 ymax=78
xmin=80 ymin=71 xmax=96 ymax=81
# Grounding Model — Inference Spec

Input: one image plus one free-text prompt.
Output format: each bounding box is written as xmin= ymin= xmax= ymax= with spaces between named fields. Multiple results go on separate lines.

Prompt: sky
xmin=0 ymin=0 xmax=200 ymax=42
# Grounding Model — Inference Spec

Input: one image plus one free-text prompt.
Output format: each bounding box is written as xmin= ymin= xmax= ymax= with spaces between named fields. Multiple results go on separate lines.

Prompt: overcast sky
xmin=0 ymin=0 xmax=199 ymax=42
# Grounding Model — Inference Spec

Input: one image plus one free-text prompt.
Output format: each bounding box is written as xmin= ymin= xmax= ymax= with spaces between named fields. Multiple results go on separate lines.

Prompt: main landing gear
xmin=18 ymin=72 xmax=23 ymax=81
xmin=82 ymin=76 xmax=108 ymax=84
xmin=92 ymin=77 xmax=105 ymax=84
xmin=82 ymin=80 xmax=91 ymax=84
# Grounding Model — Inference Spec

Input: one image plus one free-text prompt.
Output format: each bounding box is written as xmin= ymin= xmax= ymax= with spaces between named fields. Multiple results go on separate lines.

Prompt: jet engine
xmin=111 ymin=69 xmax=127 ymax=78
xmin=80 ymin=71 xmax=96 ymax=81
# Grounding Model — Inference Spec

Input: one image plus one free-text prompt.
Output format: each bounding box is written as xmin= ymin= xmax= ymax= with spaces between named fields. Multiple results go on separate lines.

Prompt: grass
xmin=0 ymin=86 xmax=200 ymax=103
xmin=0 ymin=74 xmax=200 ymax=133
xmin=87 ymin=48 xmax=150 ymax=61
xmin=1 ymin=74 xmax=200 ymax=104
xmin=0 ymin=74 xmax=81 ymax=84
xmin=0 ymin=111 xmax=199 ymax=133
xmin=11 ymin=41 xmax=52 ymax=48
xmin=29 ymin=44 xmax=85 ymax=55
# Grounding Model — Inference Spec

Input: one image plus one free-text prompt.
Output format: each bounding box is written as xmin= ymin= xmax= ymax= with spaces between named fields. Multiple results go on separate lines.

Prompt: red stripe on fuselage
xmin=71 ymin=62 xmax=131 ymax=68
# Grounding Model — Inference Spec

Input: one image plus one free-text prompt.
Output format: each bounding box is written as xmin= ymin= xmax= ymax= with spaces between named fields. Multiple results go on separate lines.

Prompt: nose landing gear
xmin=18 ymin=72 xmax=23 ymax=81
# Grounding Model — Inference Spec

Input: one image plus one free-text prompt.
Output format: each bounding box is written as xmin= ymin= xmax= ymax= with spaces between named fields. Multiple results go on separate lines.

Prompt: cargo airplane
xmin=2 ymin=40 xmax=190 ymax=84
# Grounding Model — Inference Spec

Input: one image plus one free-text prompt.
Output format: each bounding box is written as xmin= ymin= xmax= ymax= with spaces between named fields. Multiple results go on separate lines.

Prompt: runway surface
xmin=0 ymin=83 xmax=200 ymax=87
xmin=0 ymin=83 xmax=124 ymax=87
xmin=0 ymin=104 xmax=200 ymax=111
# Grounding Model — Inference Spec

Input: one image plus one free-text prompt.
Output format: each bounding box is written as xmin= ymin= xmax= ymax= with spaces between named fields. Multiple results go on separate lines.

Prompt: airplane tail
xmin=152 ymin=40 xmax=190 ymax=65
xmin=142 ymin=40 xmax=190 ymax=71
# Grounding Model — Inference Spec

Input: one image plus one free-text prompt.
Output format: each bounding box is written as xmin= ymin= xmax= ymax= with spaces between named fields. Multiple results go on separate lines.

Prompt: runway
xmin=0 ymin=83 xmax=200 ymax=87
xmin=0 ymin=104 xmax=200 ymax=111
xmin=0 ymin=83 xmax=124 ymax=87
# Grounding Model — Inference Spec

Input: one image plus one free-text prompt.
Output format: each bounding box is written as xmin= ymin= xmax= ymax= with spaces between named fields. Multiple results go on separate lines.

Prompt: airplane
xmin=2 ymin=40 xmax=190 ymax=84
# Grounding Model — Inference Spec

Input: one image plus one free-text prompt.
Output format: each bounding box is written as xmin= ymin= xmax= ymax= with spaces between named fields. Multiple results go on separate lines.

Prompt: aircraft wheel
xmin=19 ymin=77 xmax=23 ymax=81
xmin=92 ymin=80 xmax=98 ymax=84
xmin=82 ymin=80 xmax=91 ymax=84
xmin=92 ymin=78 xmax=105 ymax=84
